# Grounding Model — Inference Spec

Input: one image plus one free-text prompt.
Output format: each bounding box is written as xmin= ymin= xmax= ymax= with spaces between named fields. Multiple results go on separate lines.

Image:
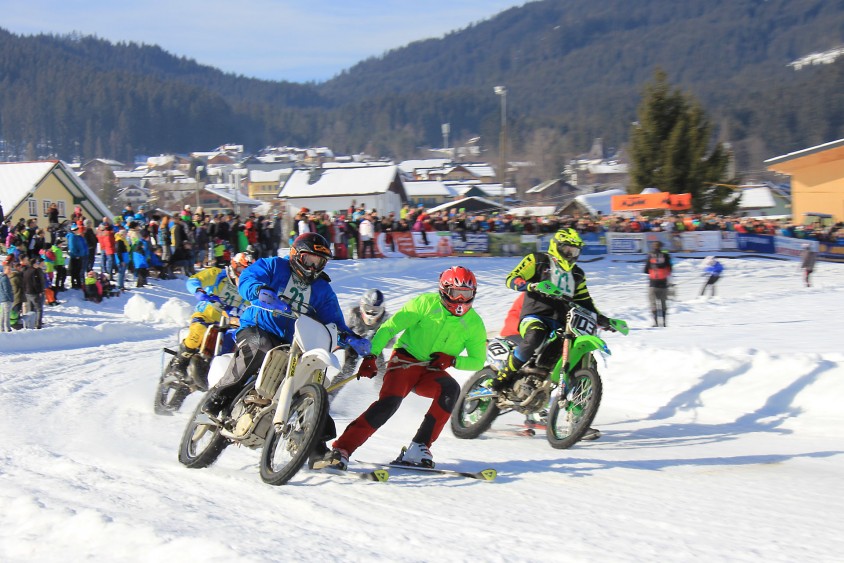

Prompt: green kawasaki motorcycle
xmin=451 ymin=295 xmax=628 ymax=449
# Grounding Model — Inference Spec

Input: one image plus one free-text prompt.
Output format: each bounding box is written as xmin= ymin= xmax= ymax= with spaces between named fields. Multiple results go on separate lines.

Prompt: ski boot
xmin=394 ymin=441 xmax=434 ymax=468
xmin=313 ymin=448 xmax=349 ymax=471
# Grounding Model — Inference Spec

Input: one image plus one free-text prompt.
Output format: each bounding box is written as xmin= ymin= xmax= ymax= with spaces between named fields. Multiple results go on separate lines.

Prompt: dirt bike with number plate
xmin=154 ymin=312 xmax=237 ymax=415
xmin=178 ymin=298 xmax=354 ymax=486
xmin=451 ymin=294 xmax=628 ymax=449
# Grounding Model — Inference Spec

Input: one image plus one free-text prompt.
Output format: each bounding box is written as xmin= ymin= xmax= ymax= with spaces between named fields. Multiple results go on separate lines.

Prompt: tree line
xmin=1 ymin=0 xmax=843 ymax=174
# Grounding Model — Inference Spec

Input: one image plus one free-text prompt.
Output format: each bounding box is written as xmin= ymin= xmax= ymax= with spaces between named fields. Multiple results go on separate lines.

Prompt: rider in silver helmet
xmin=331 ymin=289 xmax=392 ymax=396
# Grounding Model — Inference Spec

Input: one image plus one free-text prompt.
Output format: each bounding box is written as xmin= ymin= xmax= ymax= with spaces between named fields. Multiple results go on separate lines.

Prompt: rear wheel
xmin=259 ymin=384 xmax=328 ymax=486
xmin=546 ymin=368 xmax=602 ymax=449
xmin=450 ymin=368 xmax=500 ymax=439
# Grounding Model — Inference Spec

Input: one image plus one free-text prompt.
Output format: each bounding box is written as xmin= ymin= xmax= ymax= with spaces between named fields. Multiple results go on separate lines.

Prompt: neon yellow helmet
xmin=548 ymin=228 xmax=584 ymax=271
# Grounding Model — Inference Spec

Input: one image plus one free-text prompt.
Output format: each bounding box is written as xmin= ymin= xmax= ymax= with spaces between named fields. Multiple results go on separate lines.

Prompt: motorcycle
xmin=154 ymin=304 xmax=237 ymax=415
xmin=451 ymin=297 xmax=628 ymax=449
xmin=177 ymin=299 xmax=352 ymax=486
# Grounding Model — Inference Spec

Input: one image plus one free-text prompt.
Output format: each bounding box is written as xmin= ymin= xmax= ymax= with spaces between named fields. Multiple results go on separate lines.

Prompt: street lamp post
xmin=494 ymin=85 xmax=508 ymax=207
xmin=194 ymin=165 xmax=204 ymax=210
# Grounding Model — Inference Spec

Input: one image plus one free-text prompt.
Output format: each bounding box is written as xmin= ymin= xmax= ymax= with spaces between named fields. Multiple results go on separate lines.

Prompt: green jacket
xmin=370 ymin=292 xmax=487 ymax=372
xmin=51 ymin=244 xmax=65 ymax=266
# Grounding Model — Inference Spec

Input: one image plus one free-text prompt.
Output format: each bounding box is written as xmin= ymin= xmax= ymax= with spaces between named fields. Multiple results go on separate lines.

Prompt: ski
xmin=355 ymin=460 xmax=496 ymax=481
xmin=313 ymin=466 xmax=389 ymax=482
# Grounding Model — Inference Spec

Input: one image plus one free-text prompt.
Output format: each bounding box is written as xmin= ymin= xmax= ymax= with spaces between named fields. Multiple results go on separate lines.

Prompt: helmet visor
xmin=299 ymin=251 xmax=328 ymax=271
xmin=559 ymin=244 xmax=581 ymax=261
xmin=444 ymin=286 xmax=475 ymax=302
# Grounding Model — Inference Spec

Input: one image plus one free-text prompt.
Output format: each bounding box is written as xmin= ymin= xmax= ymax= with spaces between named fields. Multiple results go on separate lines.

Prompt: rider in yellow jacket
xmin=165 ymin=252 xmax=254 ymax=387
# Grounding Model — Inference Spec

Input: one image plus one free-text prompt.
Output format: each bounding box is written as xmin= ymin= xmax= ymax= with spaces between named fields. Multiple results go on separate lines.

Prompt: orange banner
xmin=611 ymin=192 xmax=691 ymax=212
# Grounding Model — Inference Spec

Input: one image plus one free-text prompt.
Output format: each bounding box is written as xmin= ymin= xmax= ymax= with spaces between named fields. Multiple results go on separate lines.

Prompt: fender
xmin=271 ymin=349 xmax=338 ymax=426
xmin=549 ymin=335 xmax=609 ymax=384
xmin=206 ymin=353 xmax=234 ymax=389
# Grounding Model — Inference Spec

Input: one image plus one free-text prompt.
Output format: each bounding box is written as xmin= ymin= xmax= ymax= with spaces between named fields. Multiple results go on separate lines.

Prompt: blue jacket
xmin=0 ymin=272 xmax=12 ymax=302
xmin=238 ymin=256 xmax=350 ymax=342
xmin=132 ymin=239 xmax=152 ymax=269
xmin=704 ymin=260 xmax=724 ymax=276
xmin=66 ymin=231 xmax=88 ymax=258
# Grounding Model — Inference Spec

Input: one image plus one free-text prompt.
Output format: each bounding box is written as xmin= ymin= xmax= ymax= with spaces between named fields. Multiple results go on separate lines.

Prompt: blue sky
xmin=1 ymin=0 xmax=526 ymax=83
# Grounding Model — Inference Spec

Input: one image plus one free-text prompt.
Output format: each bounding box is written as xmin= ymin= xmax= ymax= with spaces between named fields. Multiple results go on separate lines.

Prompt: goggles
xmin=363 ymin=305 xmax=385 ymax=317
xmin=443 ymin=286 xmax=475 ymax=302
xmin=298 ymin=251 xmax=328 ymax=271
xmin=559 ymin=244 xmax=581 ymax=261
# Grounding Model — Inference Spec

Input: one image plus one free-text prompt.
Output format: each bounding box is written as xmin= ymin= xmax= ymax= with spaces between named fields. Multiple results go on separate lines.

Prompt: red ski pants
xmin=333 ymin=349 xmax=459 ymax=455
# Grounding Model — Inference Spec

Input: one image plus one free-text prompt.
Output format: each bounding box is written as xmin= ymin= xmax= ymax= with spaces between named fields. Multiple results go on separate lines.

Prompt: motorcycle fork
xmin=557 ymin=336 xmax=573 ymax=400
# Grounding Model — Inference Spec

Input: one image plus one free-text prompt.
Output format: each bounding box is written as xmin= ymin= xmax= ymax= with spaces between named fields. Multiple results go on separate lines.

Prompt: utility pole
xmin=494 ymin=86 xmax=508 ymax=207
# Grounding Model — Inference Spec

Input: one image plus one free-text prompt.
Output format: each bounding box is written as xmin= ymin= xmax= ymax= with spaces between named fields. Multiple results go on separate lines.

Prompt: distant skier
xmin=700 ymin=256 xmax=724 ymax=297
xmin=800 ymin=244 xmax=817 ymax=287
xmin=644 ymin=241 xmax=672 ymax=327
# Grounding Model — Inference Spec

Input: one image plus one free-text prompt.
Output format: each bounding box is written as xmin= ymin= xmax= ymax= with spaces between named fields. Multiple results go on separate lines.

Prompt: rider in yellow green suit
xmin=165 ymin=252 xmax=254 ymax=388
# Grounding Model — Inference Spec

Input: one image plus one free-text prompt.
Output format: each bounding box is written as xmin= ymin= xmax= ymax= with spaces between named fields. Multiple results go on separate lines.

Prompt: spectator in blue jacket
xmin=132 ymin=230 xmax=153 ymax=288
xmin=65 ymin=223 xmax=89 ymax=289
xmin=700 ymin=256 xmax=724 ymax=297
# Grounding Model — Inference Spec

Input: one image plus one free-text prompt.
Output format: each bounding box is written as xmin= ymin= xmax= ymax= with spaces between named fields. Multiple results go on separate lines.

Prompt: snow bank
xmin=124 ymin=295 xmax=192 ymax=326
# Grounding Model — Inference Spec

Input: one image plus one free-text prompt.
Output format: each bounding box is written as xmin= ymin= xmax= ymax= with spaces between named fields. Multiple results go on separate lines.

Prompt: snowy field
xmin=1 ymin=253 xmax=843 ymax=562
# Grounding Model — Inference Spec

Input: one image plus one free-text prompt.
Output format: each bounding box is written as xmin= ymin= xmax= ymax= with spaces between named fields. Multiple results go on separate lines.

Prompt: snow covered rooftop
xmin=280 ymin=165 xmax=402 ymax=198
xmin=402 ymin=181 xmax=457 ymax=198
xmin=0 ymin=161 xmax=55 ymax=214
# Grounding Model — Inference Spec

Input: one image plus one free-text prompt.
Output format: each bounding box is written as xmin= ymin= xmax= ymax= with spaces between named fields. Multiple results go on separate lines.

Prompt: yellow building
xmin=0 ymin=160 xmax=113 ymax=228
xmin=765 ymin=138 xmax=844 ymax=223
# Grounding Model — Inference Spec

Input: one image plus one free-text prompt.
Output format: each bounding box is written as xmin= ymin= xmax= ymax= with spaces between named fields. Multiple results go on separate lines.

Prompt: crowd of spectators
xmin=289 ymin=202 xmax=843 ymax=259
xmin=0 ymin=202 xmax=286 ymax=329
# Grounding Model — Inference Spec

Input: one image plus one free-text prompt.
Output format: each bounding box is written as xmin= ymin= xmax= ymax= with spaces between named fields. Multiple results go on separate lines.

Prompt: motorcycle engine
xmin=512 ymin=375 xmax=550 ymax=412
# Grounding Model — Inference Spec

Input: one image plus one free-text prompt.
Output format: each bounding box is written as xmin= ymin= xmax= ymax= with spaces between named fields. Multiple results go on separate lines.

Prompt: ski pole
xmin=326 ymin=373 xmax=359 ymax=393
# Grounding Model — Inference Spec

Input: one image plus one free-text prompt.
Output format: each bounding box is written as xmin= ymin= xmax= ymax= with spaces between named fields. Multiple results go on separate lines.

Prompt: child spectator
xmin=84 ymin=270 xmax=103 ymax=303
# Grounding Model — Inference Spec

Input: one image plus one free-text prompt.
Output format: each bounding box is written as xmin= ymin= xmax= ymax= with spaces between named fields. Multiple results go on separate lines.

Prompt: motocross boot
xmin=166 ymin=342 xmax=198 ymax=382
xmin=490 ymin=352 xmax=526 ymax=391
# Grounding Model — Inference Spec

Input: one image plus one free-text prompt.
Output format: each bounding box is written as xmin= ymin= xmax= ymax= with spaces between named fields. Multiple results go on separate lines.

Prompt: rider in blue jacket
xmin=201 ymin=233 xmax=369 ymax=453
xmin=700 ymin=256 xmax=724 ymax=297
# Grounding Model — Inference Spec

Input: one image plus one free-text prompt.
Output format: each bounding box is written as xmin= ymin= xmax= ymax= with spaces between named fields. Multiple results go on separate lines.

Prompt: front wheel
xmin=546 ymin=368 xmax=602 ymax=449
xmin=178 ymin=392 xmax=228 ymax=468
xmin=450 ymin=368 xmax=500 ymax=439
xmin=259 ymin=383 xmax=328 ymax=486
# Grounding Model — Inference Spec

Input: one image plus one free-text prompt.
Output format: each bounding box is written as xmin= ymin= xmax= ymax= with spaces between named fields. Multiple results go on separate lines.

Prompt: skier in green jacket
xmin=316 ymin=266 xmax=486 ymax=470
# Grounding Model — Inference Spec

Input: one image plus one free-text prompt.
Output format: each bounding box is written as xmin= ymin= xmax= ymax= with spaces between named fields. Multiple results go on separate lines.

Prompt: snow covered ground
xmin=1 ymin=253 xmax=843 ymax=562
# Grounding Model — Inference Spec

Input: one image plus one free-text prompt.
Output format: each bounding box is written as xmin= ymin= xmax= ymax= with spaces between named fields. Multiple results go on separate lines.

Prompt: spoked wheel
xmin=546 ymin=368 xmax=602 ymax=449
xmin=451 ymin=368 xmax=500 ymax=439
xmin=178 ymin=390 xmax=230 ymax=468
xmin=259 ymin=383 xmax=328 ymax=486
xmin=154 ymin=375 xmax=191 ymax=415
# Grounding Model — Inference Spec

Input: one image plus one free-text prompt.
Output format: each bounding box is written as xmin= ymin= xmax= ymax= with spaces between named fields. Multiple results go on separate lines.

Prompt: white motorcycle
xmin=178 ymin=300 xmax=353 ymax=486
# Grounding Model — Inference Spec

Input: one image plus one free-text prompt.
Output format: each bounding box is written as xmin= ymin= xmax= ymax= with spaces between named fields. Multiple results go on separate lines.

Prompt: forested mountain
xmin=1 ymin=0 xmax=843 ymax=176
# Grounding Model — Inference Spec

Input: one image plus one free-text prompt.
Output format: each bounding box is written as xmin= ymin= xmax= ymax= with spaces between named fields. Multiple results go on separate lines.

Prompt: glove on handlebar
xmin=428 ymin=352 xmax=455 ymax=371
xmin=356 ymin=354 xmax=378 ymax=379
xmin=195 ymin=289 xmax=215 ymax=302
xmin=257 ymin=288 xmax=291 ymax=313
xmin=346 ymin=335 xmax=372 ymax=357
xmin=527 ymin=280 xmax=564 ymax=298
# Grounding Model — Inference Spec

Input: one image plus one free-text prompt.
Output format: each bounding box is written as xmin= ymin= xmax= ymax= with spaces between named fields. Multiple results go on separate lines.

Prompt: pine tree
xmin=629 ymin=69 xmax=736 ymax=213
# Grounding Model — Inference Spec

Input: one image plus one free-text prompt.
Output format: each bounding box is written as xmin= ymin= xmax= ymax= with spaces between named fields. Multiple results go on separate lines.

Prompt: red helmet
xmin=439 ymin=266 xmax=477 ymax=316
xmin=289 ymin=233 xmax=332 ymax=283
